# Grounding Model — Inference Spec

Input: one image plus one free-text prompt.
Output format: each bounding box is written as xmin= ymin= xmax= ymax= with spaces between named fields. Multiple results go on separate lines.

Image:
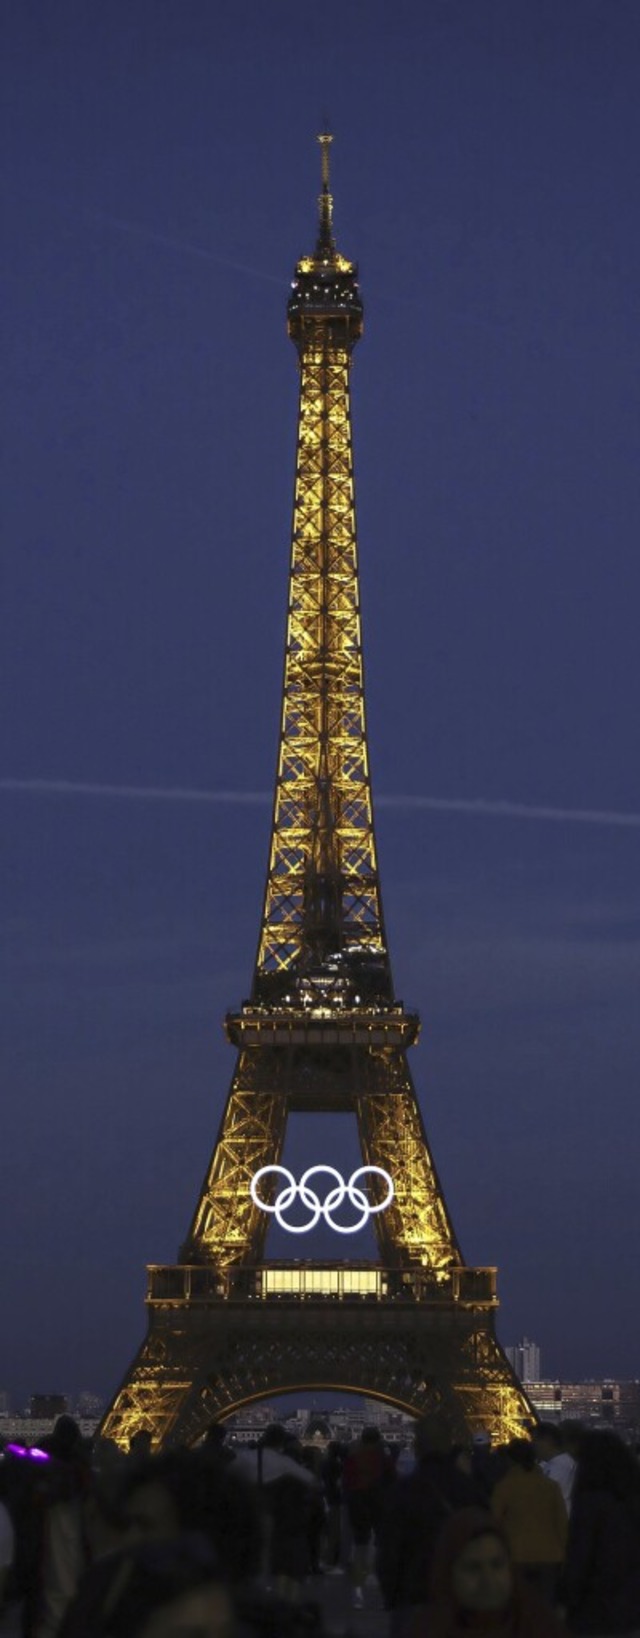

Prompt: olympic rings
xmin=249 ymin=1164 xmax=394 ymax=1235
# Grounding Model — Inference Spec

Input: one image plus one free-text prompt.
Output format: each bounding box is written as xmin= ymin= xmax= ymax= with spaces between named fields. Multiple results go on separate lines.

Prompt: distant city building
xmin=223 ymin=1403 xmax=276 ymax=1444
xmin=76 ymin=1391 xmax=105 ymax=1419
xmin=526 ymin=1380 xmax=640 ymax=1433
xmin=505 ymin=1338 xmax=541 ymax=1382
xmin=363 ymin=1398 xmax=415 ymax=1435
xmin=0 ymin=1390 xmax=9 ymax=1418
xmin=223 ymin=1399 xmax=414 ymax=1448
xmin=29 ymin=1394 xmax=68 ymax=1420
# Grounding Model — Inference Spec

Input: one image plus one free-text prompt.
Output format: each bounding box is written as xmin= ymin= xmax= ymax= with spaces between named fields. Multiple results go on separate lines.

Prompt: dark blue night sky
xmin=2 ymin=0 xmax=640 ymax=1405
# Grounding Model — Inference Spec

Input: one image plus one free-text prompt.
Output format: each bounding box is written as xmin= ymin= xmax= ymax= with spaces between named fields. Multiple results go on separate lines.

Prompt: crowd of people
xmin=0 ymin=1412 xmax=639 ymax=1637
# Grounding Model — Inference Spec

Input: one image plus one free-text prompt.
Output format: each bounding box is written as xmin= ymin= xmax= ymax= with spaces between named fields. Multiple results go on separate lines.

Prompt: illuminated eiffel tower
xmin=101 ymin=136 xmax=532 ymax=1449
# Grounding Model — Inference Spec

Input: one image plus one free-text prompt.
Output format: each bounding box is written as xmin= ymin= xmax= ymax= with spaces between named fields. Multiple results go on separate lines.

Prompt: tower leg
xmin=182 ymin=1051 xmax=288 ymax=1267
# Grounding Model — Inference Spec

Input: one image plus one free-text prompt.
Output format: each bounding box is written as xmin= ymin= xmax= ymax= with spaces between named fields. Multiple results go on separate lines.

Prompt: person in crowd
xmin=24 ymin=1417 xmax=92 ymax=1638
xmin=563 ymin=1429 xmax=640 ymax=1635
xmin=127 ymin=1433 xmax=153 ymax=1463
xmin=407 ymin=1507 xmax=565 ymax=1637
xmin=0 ymin=1488 xmax=15 ymax=1611
xmin=393 ymin=1443 xmax=416 ymax=1478
xmin=199 ymin=1424 xmax=235 ymax=1468
xmin=56 ymin=1452 xmax=272 ymax=1638
xmin=60 ymin=1534 xmax=233 ymax=1638
xmin=0 ymin=1444 xmax=39 ymax=1623
xmin=450 ymin=1445 xmax=474 ymax=1481
xmin=534 ymin=1422 xmax=577 ymax=1512
xmin=490 ymin=1438 xmax=567 ymax=1605
xmin=120 ymin=1451 xmax=261 ymax=1583
xmin=470 ymin=1432 xmax=510 ymax=1500
xmin=91 ymin=1438 xmax=127 ymax=1479
xmin=376 ymin=1416 xmax=486 ymax=1635
xmin=342 ymin=1426 xmax=394 ymax=1609
xmin=0 ymin=1435 xmax=121 ymax=1627
xmin=233 ymin=1425 xmax=317 ymax=1497
xmin=560 ymin=1421 xmax=586 ymax=1457
xmin=320 ymin=1442 xmax=345 ymax=1573
xmin=299 ymin=1448 xmax=326 ymax=1577
xmin=234 ymin=1426 xmax=321 ymax=1600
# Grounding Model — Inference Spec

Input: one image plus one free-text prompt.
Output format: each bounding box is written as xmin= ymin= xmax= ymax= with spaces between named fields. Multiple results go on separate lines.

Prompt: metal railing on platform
xmin=146 ymin=1261 xmax=497 ymax=1308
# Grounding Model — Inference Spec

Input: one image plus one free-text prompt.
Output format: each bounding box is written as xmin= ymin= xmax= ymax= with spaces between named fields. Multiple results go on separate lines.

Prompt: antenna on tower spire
xmin=317 ymin=126 xmax=335 ymax=253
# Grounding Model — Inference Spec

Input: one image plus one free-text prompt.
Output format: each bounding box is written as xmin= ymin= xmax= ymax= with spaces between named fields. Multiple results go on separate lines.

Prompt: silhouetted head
xmin=414 ymin=1416 xmax=451 ymax=1459
xmin=201 ymin=1424 xmax=229 ymax=1458
xmin=361 ymin=1426 xmax=382 ymax=1446
xmin=259 ymin=1423 xmax=287 ymax=1452
xmin=573 ymin=1430 xmax=640 ymax=1505
xmin=534 ymin=1423 xmax=563 ymax=1460
xmin=48 ymin=1415 xmax=85 ymax=1462
xmin=506 ymin=1438 xmax=536 ymax=1472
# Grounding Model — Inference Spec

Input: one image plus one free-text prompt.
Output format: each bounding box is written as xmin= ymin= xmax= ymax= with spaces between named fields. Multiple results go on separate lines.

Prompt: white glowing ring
xmin=250 ymin=1164 xmax=394 ymax=1235
xmin=323 ymin=1181 xmax=369 ymax=1234
xmin=299 ymin=1166 xmax=358 ymax=1234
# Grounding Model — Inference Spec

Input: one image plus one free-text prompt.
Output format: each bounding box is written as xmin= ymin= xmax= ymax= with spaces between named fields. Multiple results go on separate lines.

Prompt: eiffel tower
xmin=101 ymin=135 xmax=533 ymax=1450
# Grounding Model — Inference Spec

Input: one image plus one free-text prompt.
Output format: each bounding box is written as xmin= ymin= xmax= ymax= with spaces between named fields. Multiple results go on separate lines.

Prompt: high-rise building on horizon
xmin=505 ymin=1338 xmax=541 ymax=1383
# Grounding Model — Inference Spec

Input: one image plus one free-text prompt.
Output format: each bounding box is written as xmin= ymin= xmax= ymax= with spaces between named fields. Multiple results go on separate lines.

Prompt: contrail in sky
xmin=0 ymin=779 xmax=268 ymax=805
xmin=91 ymin=209 xmax=283 ymax=285
xmin=2 ymin=778 xmax=640 ymax=830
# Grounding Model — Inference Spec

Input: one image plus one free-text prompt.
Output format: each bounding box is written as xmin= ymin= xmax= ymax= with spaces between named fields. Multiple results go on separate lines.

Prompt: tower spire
xmin=317 ymin=127 xmax=335 ymax=254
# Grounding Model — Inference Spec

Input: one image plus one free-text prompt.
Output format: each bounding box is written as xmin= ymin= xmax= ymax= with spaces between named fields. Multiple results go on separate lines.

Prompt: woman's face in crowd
xmin=451 ymin=1533 xmax=513 ymax=1613
xmin=139 ymin=1583 xmax=234 ymax=1638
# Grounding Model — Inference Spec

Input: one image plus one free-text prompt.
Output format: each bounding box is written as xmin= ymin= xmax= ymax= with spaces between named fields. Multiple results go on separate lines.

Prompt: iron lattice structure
xmin=101 ymin=136 xmax=532 ymax=1450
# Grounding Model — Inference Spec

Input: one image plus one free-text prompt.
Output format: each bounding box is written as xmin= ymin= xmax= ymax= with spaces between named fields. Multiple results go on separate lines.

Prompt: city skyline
xmin=2 ymin=1376 xmax=640 ymax=1444
xmin=2 ymin=1 xmax=640 ymax=1402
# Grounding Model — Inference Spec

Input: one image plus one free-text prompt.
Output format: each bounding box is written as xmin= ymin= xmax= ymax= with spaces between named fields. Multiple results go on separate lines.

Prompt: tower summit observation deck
xmin=100 ymin=136 xmax=533 ymax=1449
